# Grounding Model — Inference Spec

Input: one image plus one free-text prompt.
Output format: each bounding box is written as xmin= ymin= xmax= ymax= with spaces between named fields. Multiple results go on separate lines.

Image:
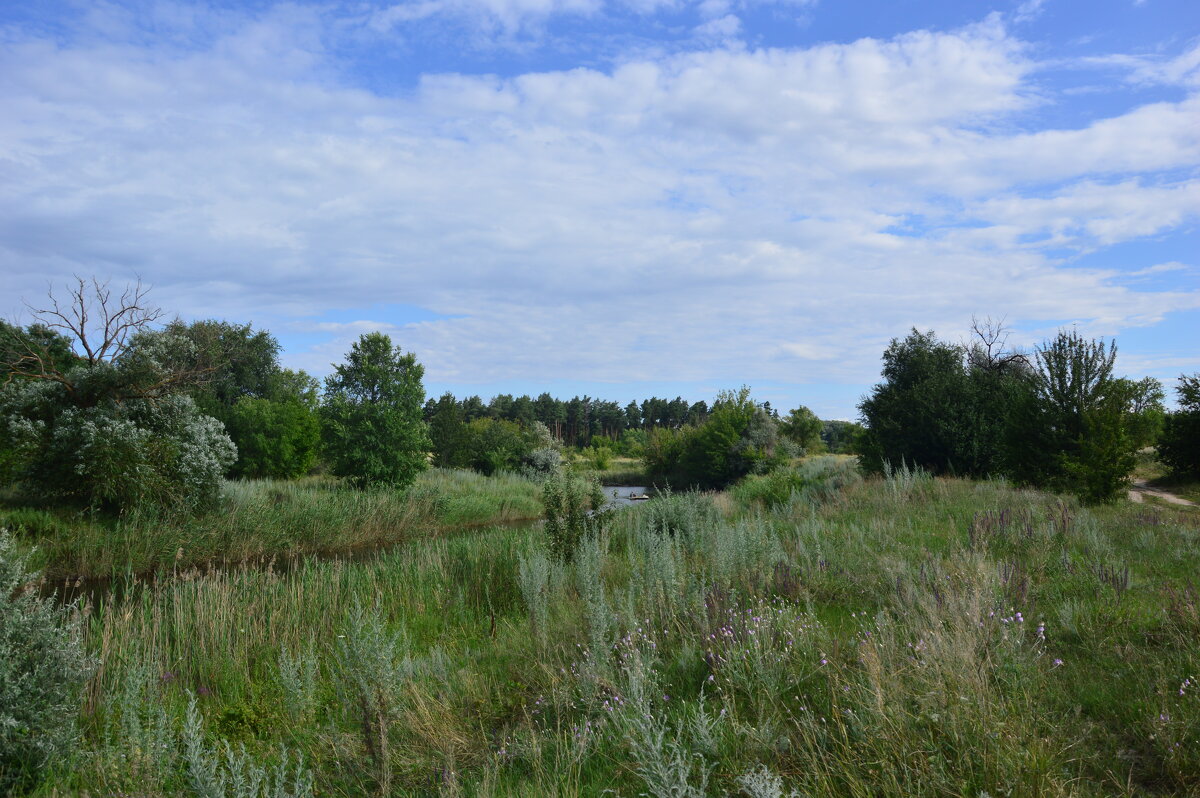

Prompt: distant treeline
xmin=422 ymin=390 xmax=862 ymax=460
xmin=422 ymin=392 xmax=711 ymax=447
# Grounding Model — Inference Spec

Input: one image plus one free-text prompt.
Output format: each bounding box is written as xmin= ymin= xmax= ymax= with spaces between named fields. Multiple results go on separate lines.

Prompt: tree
xmin=1114 ymin=376 xmax=1165 ymax=449
xmin=1006 ymin=330 xmax=1135 ymax=503
xmin=780 ymin=406 xmax=823 ymax=452
xmin=858 ymin=329 xmax=974 ymax=475
xmin=1159 ymin=374 xmax=1200 ymax=477
xmin=644 ymin=387 xmax=786 ymax=489
xmin=0 ymin=279 xmax=235 ymax=514
xmin=162 ymin=319 xmax=281 ymax=409
xmin=820 ymin=420 xmax=865 ymax=454
xmin=219 ymin=368 xmax=321 ymax=480
xmin=428 ymin=392 xmax=471 ymax=468
xmin=321 ymin=333 xmax=430 ymax=488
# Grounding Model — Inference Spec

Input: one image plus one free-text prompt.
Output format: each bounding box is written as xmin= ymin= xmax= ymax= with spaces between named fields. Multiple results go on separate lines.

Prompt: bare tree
xmin=28 ymin=276 xmax=163 ymax=365
xmin=1 ymin=277 xmax=204 ymax=403
xmin=967 ymin=315 xmax=1031 ymax=374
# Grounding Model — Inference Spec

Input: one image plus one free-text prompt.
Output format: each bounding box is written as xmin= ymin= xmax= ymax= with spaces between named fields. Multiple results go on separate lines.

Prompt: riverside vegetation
xmin=4 ymin=281 xmax=1200 ymax=794
xmin=5 ymin=457 xmax=1200 ymax=796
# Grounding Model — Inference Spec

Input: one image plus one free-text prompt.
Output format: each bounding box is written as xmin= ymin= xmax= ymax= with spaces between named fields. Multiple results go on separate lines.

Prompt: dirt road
xmin=1127 ymin=480 xmax=1195 ymax=506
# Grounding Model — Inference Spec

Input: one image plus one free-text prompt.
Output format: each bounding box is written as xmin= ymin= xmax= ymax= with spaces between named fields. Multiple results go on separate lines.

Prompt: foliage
xmin=182 ymin=694 xmax=314 ymax=798
xmin=0 ymin=530 xmax=94 ymax=793
xmin=332 ymin=604 xmax=413 ymax=796
xmin=163 ymin=320 xmax=324 ymax=480
xmin=732 ymin=456 xmax=862 ymax=509
xmin=224 ymin=395 xmax=320 ymax=480
xmin=162 ymin=319 xmax=282 ymax=409
xmin=430 ymin=392 xmax=560 ymax=476
xmin=858 ymin=330 xmax=972 ymax=475
xmin=0 ymin=336 xmax=236 ymax=515
xmin=321 ymin=332 xmax=430 ymax=489
xmin=1159 ymin=373 xmax=1200 ymax=477
xmin=643 ymin=388 xmax=787 ymax=489
xmin=428 ymin=392 xmax=471 ymax=468
xmin=1115 ymin=376 xmax=1166 ymax=449
xmin=541 ymin=470 xmax=607 ymax=560
xmin=859 ymin=328 xmax=1029 ymax=478
xmin=819 ymin=419 xmax=864 ymax=454
xmin=779 ymin=406 xmax=823 ymax=452
xmin=0 ymin=281 xmax=236 ymax=515
xmin=0 ymin=321 xmax=78 ymax=380
xmin=1006 ymin=330 xmax=1136 ymax=503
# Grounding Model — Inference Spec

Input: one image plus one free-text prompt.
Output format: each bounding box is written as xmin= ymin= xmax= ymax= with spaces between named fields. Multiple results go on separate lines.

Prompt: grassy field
xmin=2 ymin=468 xmax=544 ymax=580
xmin=20 ymin=458 xmax=1200 ymax=796
xmin=569 ymin=455 xmax=647 ymax=487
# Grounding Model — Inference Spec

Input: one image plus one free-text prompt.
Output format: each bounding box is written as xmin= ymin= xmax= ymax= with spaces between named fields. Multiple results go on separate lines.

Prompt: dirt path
xmin=1128 ymin=480 xmax=1196 ymax=506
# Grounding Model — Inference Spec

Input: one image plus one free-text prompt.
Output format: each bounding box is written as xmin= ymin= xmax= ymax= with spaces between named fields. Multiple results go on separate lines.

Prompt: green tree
xmin=1114 ymin=376 xmax=1165 ymax=449
xmin=780 ymin=406 xmax=823 ymax=452
xmin=225 ymin=397 xmax=320 ymax=480
xmin=1006 ymin=330 xmax=1135 ymax=503
xmin=321 ymin=333 xmax=430 ymax=488
xmin=644 ymin=387 xmax=785 ymax=489
xmin=1159 ymin=374 xmax=1200 ymax=477
xmin=0 ymin=279 xmax=235 ymax=515
xmin=162 ymin=318 xmax=281 ymax=409
xmin=858 ymin=330 xmax=973 ymax=475
xmin=428 ymin=392 xmax=472 ymax=468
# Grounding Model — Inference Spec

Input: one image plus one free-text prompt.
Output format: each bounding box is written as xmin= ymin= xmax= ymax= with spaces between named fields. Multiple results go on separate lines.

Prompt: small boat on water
xmin=627 ymin=493 xmax=650 ymax=501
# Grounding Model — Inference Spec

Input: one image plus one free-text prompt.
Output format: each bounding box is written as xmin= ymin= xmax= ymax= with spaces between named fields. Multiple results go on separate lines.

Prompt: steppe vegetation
xmin=7 ymin=460 xmax=1200 ymax=796
xmin=1 ymin=281 xmax=1198 ymax=795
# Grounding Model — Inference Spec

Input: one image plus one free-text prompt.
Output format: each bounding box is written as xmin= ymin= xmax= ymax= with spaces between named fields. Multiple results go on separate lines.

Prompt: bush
xmin=541 ymin=471 xmax=608 ymax=560
xmin=1159 ymin=374 xmax=1200 ymax=478
xmin=644 ymin=388 xmax=786 ymax=490
xmin=0 ymin=382 xmax=235 ymax=516
xmin=0 ymin=530 xmax=94 ymax=792
xmin=733 ymin=457 xmax=862 ymax=509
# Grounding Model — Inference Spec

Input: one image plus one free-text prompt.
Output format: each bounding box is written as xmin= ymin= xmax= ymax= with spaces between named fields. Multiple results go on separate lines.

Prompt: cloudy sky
xmin=1 ymin=0 xmax=1197 ymax=418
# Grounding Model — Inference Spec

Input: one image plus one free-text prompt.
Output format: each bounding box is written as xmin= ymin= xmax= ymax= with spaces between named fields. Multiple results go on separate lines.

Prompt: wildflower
xmin=1052 ymin=658 xmax=1064 ymax=668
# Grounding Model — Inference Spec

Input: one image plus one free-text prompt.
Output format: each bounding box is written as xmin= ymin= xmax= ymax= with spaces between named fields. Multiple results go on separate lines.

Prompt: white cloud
xmin=1080 ymin=42 xmax=1200 ymax=88
xmin=0 ymin=8 xmax=1197 ymax=412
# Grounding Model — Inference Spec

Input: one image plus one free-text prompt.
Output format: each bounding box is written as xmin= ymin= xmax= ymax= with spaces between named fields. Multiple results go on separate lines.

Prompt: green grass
xmin=21 ymin=463 xmax=1200 ymax=796
xmin=3 ymin=468 xmax=543 ymax=579
xmin=569 ymin=455 xmax=647 ymax=486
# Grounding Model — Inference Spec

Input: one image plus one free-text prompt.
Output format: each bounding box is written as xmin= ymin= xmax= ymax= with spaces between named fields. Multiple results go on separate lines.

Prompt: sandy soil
xmin=1127 ymin=479 xmax=1196 ymax=506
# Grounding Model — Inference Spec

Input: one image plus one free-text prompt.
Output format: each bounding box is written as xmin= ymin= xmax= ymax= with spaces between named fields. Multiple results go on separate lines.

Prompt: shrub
xmin=644 ymin=388 xmax=787 ymax=490
xmin=1159 ymin=374 xmax=1200 ymax=478
xmin=0 ymin=530 xmax=94 ymax=792
xmin=541 ymin=471 xmax=608 ymax=560
xmin=0 ymin=340 xmax=236 ymax=516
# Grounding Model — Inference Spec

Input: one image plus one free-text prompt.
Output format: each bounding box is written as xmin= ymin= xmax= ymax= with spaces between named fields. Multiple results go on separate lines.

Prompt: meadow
xmin=19 ymin=457 xmax=1200 ymax=796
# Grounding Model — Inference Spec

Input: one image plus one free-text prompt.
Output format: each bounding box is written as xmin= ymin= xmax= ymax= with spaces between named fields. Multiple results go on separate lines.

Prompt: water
xmin=603 ymin=486 xmax=653 ymax=507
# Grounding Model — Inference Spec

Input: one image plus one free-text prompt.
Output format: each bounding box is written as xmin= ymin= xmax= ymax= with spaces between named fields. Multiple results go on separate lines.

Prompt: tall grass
xmin=25 ymin=465 xmax=1200 ymax=796
xmin=13 ymin=468 xmax=543 ymax=579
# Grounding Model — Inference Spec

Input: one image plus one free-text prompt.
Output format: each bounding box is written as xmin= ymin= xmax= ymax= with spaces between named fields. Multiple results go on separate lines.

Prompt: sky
xmin=0 ymin=0 xmax=1197 ymax=419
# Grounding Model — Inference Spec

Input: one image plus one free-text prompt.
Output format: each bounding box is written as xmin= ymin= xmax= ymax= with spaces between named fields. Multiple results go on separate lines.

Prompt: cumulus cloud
xmin=0 ymin=5 xmax=1197 ymax=412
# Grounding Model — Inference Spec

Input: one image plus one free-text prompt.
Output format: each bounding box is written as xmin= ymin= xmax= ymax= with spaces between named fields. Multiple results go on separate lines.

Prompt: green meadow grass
xmin=4 ymin=468 xmax=544 ymax=580
xmin=23 ymin=462 xmax=1200 ymax=796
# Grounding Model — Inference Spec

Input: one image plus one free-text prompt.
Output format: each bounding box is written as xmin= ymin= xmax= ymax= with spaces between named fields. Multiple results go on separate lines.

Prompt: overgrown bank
xmin=12 ymin=459 xmax=1200 ymax=796
xmin=2 ymin=468 xmax=544 ymax=579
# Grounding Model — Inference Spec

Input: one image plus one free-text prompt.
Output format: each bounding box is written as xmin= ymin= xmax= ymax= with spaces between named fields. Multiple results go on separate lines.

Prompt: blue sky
xmin=1 ymin=0 xmax=1197 ymax=418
